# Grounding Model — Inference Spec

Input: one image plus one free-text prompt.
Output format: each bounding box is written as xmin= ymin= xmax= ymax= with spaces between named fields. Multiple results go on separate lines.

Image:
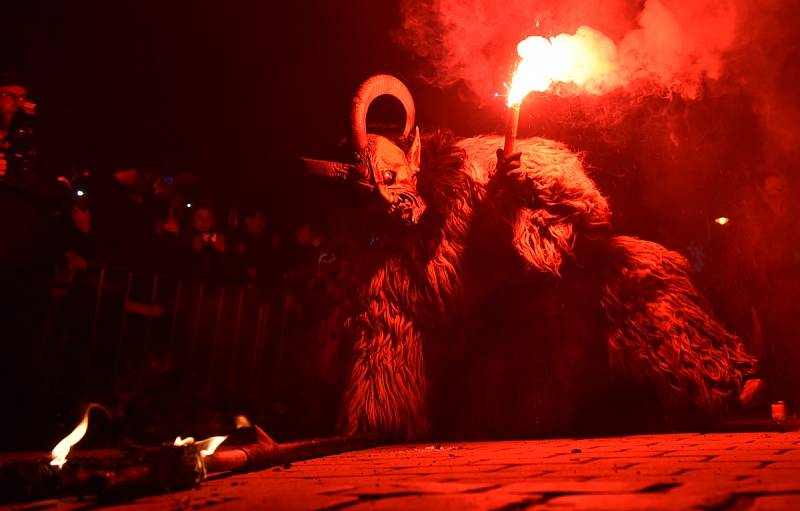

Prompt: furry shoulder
xmin=458 ymin=135 xmax=612 ymax=275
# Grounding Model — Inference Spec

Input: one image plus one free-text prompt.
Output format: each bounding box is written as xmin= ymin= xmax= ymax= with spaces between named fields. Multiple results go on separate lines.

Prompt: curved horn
xmin=300 ymin=158 xmax=356 ymax=181
xmin=351 ymin=74 xmax=415 ymax=152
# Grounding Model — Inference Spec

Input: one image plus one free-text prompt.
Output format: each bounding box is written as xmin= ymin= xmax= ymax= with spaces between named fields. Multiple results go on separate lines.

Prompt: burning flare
xmin=507 ymin=26 xmax=619 ymax=107
xmin=50 ymin=403 xmax=111 ymax=469
xmin=504 ymin=26 xmax=619 ymax=154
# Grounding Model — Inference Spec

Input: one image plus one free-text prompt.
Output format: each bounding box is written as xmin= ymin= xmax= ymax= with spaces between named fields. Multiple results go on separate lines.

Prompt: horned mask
xmin=302 ymin=75 xmax=427 ymax=225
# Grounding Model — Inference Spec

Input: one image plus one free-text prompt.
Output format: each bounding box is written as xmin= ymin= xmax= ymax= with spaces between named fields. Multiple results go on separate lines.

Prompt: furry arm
xmin=501 ymin=139 xmax=612 ymax=275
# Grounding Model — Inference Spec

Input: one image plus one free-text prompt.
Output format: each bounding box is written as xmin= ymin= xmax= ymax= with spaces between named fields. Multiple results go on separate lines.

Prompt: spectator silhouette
xmin=186 ymin=203 xmax=228 ymax=281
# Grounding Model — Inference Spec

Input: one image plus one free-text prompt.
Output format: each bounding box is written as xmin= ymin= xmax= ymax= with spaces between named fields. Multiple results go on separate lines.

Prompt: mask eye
xmin=382 ymin=170 xmax=396 ymax=185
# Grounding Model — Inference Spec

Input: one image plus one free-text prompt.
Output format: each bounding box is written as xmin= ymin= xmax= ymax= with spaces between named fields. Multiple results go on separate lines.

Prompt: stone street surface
xmin=10 ymin=431 xmax=800 ymax=510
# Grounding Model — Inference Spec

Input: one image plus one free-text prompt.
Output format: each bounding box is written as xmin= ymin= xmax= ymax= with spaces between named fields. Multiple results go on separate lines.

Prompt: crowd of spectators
xmin=66 ymin=165 xmax=322 ymax=287
xmin=0 ymin=68 xmax=347 ymax=301
xmin=53 ymin=163 xmax=359 ymax=345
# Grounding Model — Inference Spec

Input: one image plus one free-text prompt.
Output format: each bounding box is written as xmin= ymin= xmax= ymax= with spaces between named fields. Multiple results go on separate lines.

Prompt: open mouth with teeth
xmin=389 ymin=191 xmax=426 ymax=224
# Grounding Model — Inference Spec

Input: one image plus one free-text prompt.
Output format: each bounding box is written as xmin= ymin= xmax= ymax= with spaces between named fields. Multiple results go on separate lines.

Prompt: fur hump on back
xmin=457 ymin=136 xmax=584 ymax=183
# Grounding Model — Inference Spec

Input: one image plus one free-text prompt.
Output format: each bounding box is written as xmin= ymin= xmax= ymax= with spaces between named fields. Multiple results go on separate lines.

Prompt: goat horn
xmin=351 ymin=74 xmax=415 ymax=153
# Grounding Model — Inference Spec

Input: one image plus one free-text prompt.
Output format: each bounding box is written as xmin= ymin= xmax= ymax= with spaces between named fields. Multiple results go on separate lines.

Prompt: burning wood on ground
xmin=0 ymin=404 xmax=382 ymax=504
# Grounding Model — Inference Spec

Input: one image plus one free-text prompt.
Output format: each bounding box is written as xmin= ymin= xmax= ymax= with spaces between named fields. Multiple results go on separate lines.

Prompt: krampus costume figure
xmin=303 ymin=75 xmax=762 ymax=440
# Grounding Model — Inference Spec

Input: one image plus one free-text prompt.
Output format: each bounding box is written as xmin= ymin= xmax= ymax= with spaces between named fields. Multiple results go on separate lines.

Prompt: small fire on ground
xmin=49 ymin=404 xmax=240 ymax=468
xmin=173 ymin=435 xmax=228 ymax=457
xmin=50 ymin=403 xmax=110 ymax=469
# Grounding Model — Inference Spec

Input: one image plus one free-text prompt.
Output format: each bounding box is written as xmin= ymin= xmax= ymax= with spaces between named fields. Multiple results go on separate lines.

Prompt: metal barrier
xmin=36 ymin=264 xmax=312 ymax=416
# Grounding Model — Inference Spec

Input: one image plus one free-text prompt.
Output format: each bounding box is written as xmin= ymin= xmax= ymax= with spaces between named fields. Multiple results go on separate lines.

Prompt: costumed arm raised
xmin=486 ymin=137 xmax=612 ymax=276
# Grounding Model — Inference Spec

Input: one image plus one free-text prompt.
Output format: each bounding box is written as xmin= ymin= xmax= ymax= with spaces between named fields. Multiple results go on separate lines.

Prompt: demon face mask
xmin=301 ymin=75 xmax=427 ymax=225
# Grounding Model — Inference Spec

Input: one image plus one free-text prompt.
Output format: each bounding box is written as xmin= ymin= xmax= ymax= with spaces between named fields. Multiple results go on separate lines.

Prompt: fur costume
xmin=303 ymin=75 xmax=758 ymax=440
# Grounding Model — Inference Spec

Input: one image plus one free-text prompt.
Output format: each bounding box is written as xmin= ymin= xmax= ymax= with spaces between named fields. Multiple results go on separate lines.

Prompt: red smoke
xmin=395 ymin=0 xmax=737 ymax=101
xmin=394 ymin=0 xmax=800 ymax=168
xmin=730 ymin=0 xmax=800 ymax=155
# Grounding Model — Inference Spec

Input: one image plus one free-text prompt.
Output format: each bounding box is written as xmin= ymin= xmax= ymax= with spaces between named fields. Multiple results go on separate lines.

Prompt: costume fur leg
xmin=600 ymin=235 xmax=759 ymax=418
xmin=338 ymin=261 xmax=430 ymax=440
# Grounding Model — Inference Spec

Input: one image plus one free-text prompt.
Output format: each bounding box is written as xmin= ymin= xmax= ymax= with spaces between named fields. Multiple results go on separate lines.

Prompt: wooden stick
xmin=204 ymin=427 xmax=383 ymax=473
xmin=0 ymin=429 xmax=384 ymax=503
xmin=503 ymin=104 xmax=521 ymax=155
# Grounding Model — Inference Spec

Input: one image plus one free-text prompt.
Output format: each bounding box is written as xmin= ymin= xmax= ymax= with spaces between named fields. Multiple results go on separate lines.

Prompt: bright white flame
xmin=507 ymin=26 xmax=620 ymax=106
xmin=75 ymin=189 xmax=85 ymax=197
xmin=714 ymin=217 xmax=730 ymax=225
xmin=186 ymin=203 xmax=192 ymax=208
xmin=197 ymin=436 xmax=228 ymax=457
xmin=173 ymin=435 xmax=228 ymax=457
xmin=50 ymin=403 xmax=110 ymax=469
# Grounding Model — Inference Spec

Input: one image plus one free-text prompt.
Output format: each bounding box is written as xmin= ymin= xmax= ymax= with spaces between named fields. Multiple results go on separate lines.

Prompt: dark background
xmin=0 ymin=1 xmax=468 ymax=208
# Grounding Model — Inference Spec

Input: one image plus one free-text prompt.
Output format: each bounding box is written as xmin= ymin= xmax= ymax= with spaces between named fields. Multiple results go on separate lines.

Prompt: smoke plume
xmin=394 ymin=0 xmax=800 ymax=273
xmin=394 ymin=0 xmax=800 ymax=160
xmin=395 ymin=0 xmax=741 ymax=100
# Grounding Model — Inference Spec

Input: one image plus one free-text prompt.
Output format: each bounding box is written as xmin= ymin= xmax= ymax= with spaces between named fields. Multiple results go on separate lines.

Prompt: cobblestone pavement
xmin=10 ymin=431 xmax=800 ymax=510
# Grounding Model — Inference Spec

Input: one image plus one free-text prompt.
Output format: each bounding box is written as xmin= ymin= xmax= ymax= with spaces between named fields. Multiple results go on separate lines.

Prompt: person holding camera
xmin=186 ymin=203 xmax=228 ymax=281
xmin=0 ymin=70 xmax=62 ymax=282
xmin=0 ymin=71 xmax=37 ymax=179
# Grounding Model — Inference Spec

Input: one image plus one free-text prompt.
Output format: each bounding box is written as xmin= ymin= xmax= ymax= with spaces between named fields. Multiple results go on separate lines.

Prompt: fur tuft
xmin=338 ymin=261 xmax=431 ymax=440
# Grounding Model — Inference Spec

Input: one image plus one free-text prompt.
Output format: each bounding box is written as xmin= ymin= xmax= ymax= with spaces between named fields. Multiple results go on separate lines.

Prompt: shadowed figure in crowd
xmin=0 ymin=71 xmax=73 ymax=447
xmin=185 ymin=202 xmax=239 ymax=282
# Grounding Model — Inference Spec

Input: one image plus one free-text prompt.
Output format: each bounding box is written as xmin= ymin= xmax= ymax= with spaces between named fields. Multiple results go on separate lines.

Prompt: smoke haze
xmin=394 ymin=0 xmax=799 ymax=153
xmin=396 ymin=0 xmax=737 ymax=99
